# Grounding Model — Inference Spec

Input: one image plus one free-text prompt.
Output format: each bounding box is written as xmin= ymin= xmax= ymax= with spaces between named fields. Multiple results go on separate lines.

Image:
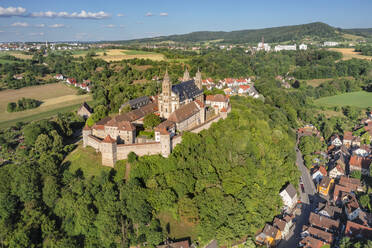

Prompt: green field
xmin=315 ymin=91 xmax=372 ymax=108
xmin=121 ymin=50 xmax=156 ymax=55
xmin=0 ymin=103 xmax=85 ymax=129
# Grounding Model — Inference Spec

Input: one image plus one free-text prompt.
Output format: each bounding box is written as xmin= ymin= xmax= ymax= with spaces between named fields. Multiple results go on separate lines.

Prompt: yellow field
xmin=73 ymin=49 xmax=164 ymax=62
xmin=0 ymin=83 xmax=92 ymax=124
xmin=329 ymin=48 xmax=372 ymax=61
xmin=305 ymin=76 xmax=354 ymax=87
xmin=6 ymin=51 xmax=33 ymax=60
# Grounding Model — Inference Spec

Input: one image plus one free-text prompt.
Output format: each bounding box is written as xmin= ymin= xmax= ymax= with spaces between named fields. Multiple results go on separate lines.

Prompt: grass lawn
xmin=328 ymin=48 xmax=372 ymax=61
xmin=64 ymin=142 xmax=127 ymax=180
xmin=64 ymin=143 xmax=111 ymax=178
xmin=0 ymin=57 xmax=20 ymax=64
xmin=158 ymin=210 xmax=198 ymax=241
xmin=315 ymin=91 xmax=372 ymax=108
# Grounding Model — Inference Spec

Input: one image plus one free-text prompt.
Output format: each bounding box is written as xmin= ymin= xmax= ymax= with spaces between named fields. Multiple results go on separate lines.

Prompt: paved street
xmin=278 ymin=135 xmax=320 ymax=248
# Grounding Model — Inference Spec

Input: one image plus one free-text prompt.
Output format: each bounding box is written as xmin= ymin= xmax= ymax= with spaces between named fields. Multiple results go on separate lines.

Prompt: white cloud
xmin=35 ymin=24 xmax=45 ymax=28
xmin=145 ymin=12 xmax=153 ymax=17
xmin=29 ymin=32 xmax=44 ymax=36
xmin=0 ymin=6 xmax=27 ymax=17
xmin=159 ymin=12 xmax=168 ymax=16
xmin=119 ymin=24 xmax=125 ymax=28
xmin=103 ymin=24 xmax=115 ymax=28
xmin=0 ymin=30 xmax=4 ymax=33
xmin=49 ymin=24 xmax=65 ymax=28
xmin=31 ymin=10 xmax=110 ymax=19
xmin=11 ymin=22 xmax=29 ymax=27
xmin=117 ymin=13 xmax=124 ymax=17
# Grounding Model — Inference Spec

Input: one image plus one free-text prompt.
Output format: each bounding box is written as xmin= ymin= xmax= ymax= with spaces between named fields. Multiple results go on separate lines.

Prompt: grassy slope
xmin=315 ymin=91 xmax=372 ymax=108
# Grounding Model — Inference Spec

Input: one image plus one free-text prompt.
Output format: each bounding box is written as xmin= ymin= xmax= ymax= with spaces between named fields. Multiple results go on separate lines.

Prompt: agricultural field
xmin=328 ymin=48 xmax=372 ymax=61
xmin=305 ymin=76 xmax=354 ymax=87
xmin=0 ymin=51 xmax=33 ymax=60
xmin=315 ymin=91 xmax=372 ymax=108
xmin=73 ymin=49 xmax=164 ymax=62
xmin=0 ymin=83 xmax=92 ymax=128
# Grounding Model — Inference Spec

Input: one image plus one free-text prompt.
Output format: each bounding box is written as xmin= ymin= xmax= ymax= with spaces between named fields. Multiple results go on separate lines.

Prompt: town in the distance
xmin=0 ymin=2 xmax=372 ymax=248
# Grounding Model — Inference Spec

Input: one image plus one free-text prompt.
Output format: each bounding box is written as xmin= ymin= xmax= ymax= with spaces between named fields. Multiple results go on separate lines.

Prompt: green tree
xmin=143 ymin=113 xmax=161 ymax=130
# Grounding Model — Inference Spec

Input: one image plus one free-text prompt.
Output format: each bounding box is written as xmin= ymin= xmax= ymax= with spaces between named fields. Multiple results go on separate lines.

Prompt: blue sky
xmin=0 ymin=0 xmax=371 ymax=42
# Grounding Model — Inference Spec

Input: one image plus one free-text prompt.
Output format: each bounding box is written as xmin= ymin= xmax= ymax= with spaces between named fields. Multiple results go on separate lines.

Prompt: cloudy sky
xmin=0 ymin=0 xmax=371 ymax=42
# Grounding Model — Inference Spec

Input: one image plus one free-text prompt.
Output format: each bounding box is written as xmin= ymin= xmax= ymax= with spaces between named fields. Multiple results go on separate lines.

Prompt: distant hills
xmin=119 ymin=22 xmax=372 ymax=44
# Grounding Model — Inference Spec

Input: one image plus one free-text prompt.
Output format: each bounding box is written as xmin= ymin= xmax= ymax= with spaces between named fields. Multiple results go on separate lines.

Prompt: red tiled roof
xmin=157 ymin=240 xmax=189 ymax=248
xmin=309 ymin=212 xmax=340 ymax=232
xmin=239 ymin=85 xmax=250 ymax=90
xmin=168 ymin=101 xmax=200 ymax=123
xmin=299 ymin=236 xmax=324 ymax=248
xmin=103 ymin=135 xmax=115 ymax=143
xmin=319 ymin=166 xmax=327 ymax=176
xmin=221 ymin=107 xmax=227 ymax=112
xmin=333 ymin=184 xmax=351 ymax=202
xmin=343 ymin=131 xmax=353 ymax=141
xmin=83 ymin=125 xmax=91 ymax=130
xmin=345 ymin=221 xmax=372 ymax=238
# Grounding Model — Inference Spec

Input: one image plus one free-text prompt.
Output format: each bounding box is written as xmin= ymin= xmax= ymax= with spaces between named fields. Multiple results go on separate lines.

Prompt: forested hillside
xmin=117 ymin=22 xmax=366 ymax=44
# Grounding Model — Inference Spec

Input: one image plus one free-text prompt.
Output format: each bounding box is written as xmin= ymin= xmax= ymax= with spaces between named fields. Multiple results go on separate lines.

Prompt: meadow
xmin=315 ymin=91 xmax=372 ymax=108
xmin=73 ymin=49 xmax=164 ymax=62
xmin=0 ymin=83 xmax=92 ymax=128
xmin=305 ymin=76 xmax=354 ymax=87
xmin=328 ymin=48 xmax=372 ymax=61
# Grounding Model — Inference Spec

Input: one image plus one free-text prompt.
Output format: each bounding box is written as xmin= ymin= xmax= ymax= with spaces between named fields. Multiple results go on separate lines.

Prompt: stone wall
xmin=86 ymin=135 xmax=101 ymax=150
xmin=116 ymin=142 xmax=162 ymax=160
xmin=190 ymin=115 xmax=222 ymax=133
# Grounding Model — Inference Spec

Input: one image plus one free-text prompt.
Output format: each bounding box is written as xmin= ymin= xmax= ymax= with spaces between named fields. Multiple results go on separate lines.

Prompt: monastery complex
xmin=83 ymin=69 xmax=231 ymax=166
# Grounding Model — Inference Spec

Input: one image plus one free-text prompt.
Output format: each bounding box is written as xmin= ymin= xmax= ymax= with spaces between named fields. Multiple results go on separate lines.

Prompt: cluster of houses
xmin=201 ymin=77 xmax=259 ymax=98
xmin=255 ymin=183 xmax=298 ymax=247
xmin=54 ymin=74 xmax=92 ymax=92
xmin=0 ymin=42 xmax=88 ymax=51
xmin=275 ymin=75 xmax=296 ymax=89
xmin=255 ymin=42 xmax=308 ymax=52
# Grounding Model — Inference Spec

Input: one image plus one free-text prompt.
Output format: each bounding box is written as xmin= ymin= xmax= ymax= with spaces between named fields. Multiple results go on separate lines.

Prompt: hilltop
xmin=117 ymin=22 xmax=370 ymax=44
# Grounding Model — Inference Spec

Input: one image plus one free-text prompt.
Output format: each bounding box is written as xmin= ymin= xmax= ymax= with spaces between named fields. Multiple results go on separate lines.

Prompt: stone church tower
xmin=195 ymin=68 xmax=202 ymax=90
xmin=182 ymin=67 xmax=190 ymax=81
xmin=159 ymin=69 xmax=173 ymax=118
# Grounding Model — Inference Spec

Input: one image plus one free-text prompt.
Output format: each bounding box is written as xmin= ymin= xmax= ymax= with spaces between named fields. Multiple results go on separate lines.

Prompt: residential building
xmin=323 ymin=41 xmax=339 ymax=47
xmin=255 ymin=224 xmax=281 ymax=247
xmin=344 ymin=221 xmax=372 ymax=239
xmin=344 ymin=194 xmax=361 ymax=221
xmin=54 ymin=74 xmax=64 ymax=80
xmin=309 ymin=212 xmax=340 ymax=233
xmin=299 ymin=236 xmax=325 ymax=248
xmin=301 ymin=225 xmax=333 ymax=245
xmin=312 ymin=166 xmax=327 ymax=184
xmin=299 ymin=44 xmax=308 ymax=50
xmin=274 ymin=44 xmax=297 ymax=51
xmin=317 ymin=176 xmax=334 ymax=196
xmin=279 ymin=183 xmax=298 ymax=211
xmin=349 ymin=155 xmax=371 ymax=175
xmin=330 ymin=134 xmax=342 ymax=147
xmin=77 ymin=102 xmax=93 ymax=119
xmin=316 ymin=202 xmax=342 ymax=220
xmin=205 ymin=94 xmax=229 ymax=113
xmin=273 ymin=216 xmax=293 ymax=238
xmin=329 ymin=164 xmax=345 ymax=179
xmin=157 ymin=240 xmax=189 ymax=248
xmin=343 ymin=131 xmax=353 ymax=147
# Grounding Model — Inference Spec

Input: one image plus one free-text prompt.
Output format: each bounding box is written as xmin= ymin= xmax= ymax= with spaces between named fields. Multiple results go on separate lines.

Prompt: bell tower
xmin=182 ymin=67 xmax=190 ymax=81
xmin=160 ymin=69 xmax=173 ymax=118
xmin=195 ymin=68 xmax=202 ymax=90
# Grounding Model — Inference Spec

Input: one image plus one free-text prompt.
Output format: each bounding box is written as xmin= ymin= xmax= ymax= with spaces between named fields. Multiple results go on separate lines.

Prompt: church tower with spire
xmin=182 ymin=67 xmax=190 ymax=82
xmin=159 ymin=69 xmax=174 ymax=118
xmin=195 ymin=68 xmax=202 ymax=90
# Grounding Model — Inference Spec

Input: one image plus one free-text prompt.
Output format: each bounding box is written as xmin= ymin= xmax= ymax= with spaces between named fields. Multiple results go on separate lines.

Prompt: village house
xmin=312 ymin=166 xmax=327 ymax=184
xmin=349 ymin=155 xmax=371 ymax=175
xmin=54 ymin=74 xmax=64 ymax=80
xmin=205 ymin=94 xmax=229 ymax=113
xmin=308 ymin=212 xmax=340 ymax=234
xmin=315 ymin=202 xmax=342 ymax=220
xmin=329 ymin=134 xmax=342 ymax=147
xmin=157 ymin=240 xmax=189 ymax=248
xmin=273 ymin=215 xmax=294 ymax=238
xmin=344 ymin=221 xmax=372 ymax=239
xmin=317 ymin=176 xmax=334 ymax=196
xmin=66 ymin=78 xmax=77 ymax=85
xmin=238 ymin=85 xmax=251 ymax=94
xmin=343 ymin=194 xmax=362 ymax=221
xmin=77 ymin=102 xmax=93 ymax=119
xmin=328 ymin=164 xmax=345 ymax=179
xmin=279 ymin=183 xmax=298 ymax=211
xmin=343 ymin=131 xmax=353 ymax=147
xmin=255 ymin=224 xmax=281 ymax=247
xmin=299 ymin=44 xmax=308 ymax=50
xmin=353 ymin=144 xmax=371 ymax=157
xmin=299 ymin=236 xmax=325 ymax=248
xmin=301 ymin=225 xmax=333 ymax=245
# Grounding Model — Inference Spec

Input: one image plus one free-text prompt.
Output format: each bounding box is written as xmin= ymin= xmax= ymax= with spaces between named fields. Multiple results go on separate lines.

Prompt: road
xmin=278 ymin=134 xmax=319 ymax=248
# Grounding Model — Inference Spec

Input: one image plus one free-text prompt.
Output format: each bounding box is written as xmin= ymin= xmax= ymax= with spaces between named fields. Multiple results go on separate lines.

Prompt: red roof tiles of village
xmin=343 ymin=131 xmax=353 ymax=141
xmin=83 ymin=125 xmax=91 ymax=130
xmin=239 ymin=85 xmax=250 ymax=90
xmin=345 ymin=221 xmax=372 ymax=238
xmin=309 ymin=212 xmax=340 ymax=231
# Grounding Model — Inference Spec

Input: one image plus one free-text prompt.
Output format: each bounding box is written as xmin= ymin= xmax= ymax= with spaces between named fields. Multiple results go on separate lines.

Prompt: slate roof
xmin=120 ymin=96 xmax=151 ymax=110
xmin=282 ymin=183 xmax=297 ymax=199
xmin=172 ymin=79 xmax=203 ymax=102
xmin=168 ymin=101 xmax=200 ymax=123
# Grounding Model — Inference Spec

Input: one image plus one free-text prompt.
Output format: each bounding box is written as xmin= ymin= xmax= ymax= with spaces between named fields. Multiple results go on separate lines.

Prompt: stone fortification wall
xmin=86 ymin=135 xmax=101 ymax=150
xmin=116 ymin=142 xmax=162 ymax=160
